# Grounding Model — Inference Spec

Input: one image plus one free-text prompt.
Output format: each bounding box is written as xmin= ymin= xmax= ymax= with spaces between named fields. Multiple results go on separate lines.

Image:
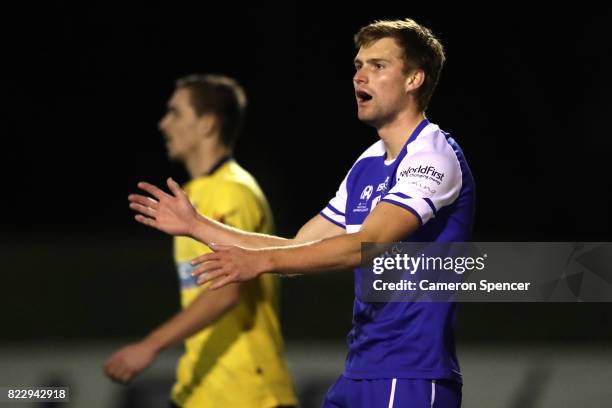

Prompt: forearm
xmin=267 ymin=232 xmax=363 ymax=275
xmin=193 ymin=202 xmax=420 ymax=289
xmin=191 ymin=213 xmax=292 ymax=248
xmin=142 ymin=285 xmax=239 ymax=352
xmin=190 ymin=212 xmax=343 ymax=249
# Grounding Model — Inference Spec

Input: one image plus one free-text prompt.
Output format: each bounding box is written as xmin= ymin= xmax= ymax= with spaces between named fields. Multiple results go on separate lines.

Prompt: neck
xmin=184 ymin=140 xmax=231 ymax=179
xmin=377 ymin=110 xmax=426 ymax=160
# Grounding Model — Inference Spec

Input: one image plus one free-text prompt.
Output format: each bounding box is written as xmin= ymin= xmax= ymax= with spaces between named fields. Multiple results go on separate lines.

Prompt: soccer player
xmin=128 ymin=19 xmax=475 ymax=407
xmin=104 ymin=74 xmax=297 ymax=408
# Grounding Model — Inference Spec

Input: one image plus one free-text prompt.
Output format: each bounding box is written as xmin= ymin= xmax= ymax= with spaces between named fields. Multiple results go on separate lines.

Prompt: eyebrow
xmin=354 ymin=57 xmax=391 ymax=65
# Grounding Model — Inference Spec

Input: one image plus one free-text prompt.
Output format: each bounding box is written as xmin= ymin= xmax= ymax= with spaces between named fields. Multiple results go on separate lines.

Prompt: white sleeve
xmin=320 ymin=174 xmax=348 ymax=229
xmin=382 ymin=148 xmax=462 ymax=225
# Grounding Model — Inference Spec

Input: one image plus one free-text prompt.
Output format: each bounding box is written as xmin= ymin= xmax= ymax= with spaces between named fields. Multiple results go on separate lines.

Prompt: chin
xmin=167 ymin=150 xmax=181 ymax=161
xmin=357 ymin=113 xmax=378 ymax=127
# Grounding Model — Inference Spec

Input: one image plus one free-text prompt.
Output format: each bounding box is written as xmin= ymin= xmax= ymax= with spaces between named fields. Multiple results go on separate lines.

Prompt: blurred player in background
xmin=104 ymin=74 xmax=297 ymax=408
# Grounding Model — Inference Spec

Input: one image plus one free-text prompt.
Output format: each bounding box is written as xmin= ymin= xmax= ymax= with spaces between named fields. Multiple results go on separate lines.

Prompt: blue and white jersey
xmin=320 ymin=119 xmax=475 ymax=382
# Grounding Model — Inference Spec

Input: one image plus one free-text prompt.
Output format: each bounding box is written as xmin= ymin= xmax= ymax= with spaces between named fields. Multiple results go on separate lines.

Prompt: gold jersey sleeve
xmin=171 ymin=160 xmax=296 ymax=408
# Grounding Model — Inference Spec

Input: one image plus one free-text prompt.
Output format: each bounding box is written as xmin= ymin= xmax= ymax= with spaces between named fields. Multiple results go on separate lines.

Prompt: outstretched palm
xmin=128 ymin=178 xmax=197 ymax=237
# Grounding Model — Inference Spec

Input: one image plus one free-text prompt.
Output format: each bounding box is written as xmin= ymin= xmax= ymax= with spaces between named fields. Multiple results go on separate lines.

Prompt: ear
xmin=196 ymin=113 xmax=218 ymax=139
xmin=404 ymin=69 xmax=425 ymax=93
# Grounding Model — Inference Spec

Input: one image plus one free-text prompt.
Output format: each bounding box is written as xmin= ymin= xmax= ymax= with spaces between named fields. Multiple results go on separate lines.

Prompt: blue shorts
xmin=322 ymin=375 xmax=461 ymax=408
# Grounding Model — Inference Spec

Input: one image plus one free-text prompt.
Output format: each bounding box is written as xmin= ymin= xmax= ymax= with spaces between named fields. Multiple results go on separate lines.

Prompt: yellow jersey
xmin=171 ymin=158 xmax=296 ymax=408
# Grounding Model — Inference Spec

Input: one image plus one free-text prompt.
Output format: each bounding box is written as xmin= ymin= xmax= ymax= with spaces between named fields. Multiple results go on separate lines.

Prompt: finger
xmin=211 ymin=274 xmax=237 ymax=290
xmin=197 ymin=269 xmax=227 ymax=286
xmin=119 ymin=369 xmax=134 ymax=384
xmin=129 ymin=202 xmax=157 ymax=218
xmin=167 ymin=177 xmax=187 ymax=198
xmin=112 ymin=362 xmax=129 ymax=380
xmin=104 ymin=354 xmax=118 ymax=371
xmin=137 ymin=181 xmax=171 ymax=201
xmin=128 ymin=194 xmax=159 ymax=209
xmin=103 ymin=356 xmax=116 ymax=373
xmin=106 ymin=361 xmax=122 ymax=381
xmin=191 ymin=252 xmax=221 ymax=266
xmin=191 ymin=261 xmax=223 ymax=277
xmin=111 ymin=370 xmax=127 ymax=384
xmin=135 ymin=214 xmax=158 ymax=228
xmin=103 ymin=361 xmax=112 ymax=377
xmin=103 ymin=356 xmax=111 ymax=371
xmin=106 ymin=369 xmax=118 ymax=382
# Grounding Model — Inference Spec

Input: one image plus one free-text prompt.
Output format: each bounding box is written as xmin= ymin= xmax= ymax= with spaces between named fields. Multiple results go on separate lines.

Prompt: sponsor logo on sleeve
xmin=406 ymin=181 xmax=437 ymax=197
xmin=398 ymin=165 xmax=445 ymax=185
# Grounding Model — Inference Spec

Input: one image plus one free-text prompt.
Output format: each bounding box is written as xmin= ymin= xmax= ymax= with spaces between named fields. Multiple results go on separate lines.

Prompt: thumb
xmin=167 ymin=177 xmax=186 ymax=198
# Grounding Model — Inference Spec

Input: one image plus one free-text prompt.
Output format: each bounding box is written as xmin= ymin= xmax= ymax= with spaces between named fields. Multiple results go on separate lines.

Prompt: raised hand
xmin=128 ymin=178 xmax=197 ymax=237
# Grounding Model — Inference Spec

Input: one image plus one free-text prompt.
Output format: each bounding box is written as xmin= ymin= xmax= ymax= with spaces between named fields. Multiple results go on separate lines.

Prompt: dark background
xmin=2 ymin=4 xmax=611 ymax=344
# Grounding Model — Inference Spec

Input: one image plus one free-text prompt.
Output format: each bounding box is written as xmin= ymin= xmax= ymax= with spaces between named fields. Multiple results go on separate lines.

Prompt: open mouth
xmin=356 ymin=90 xmax=373 ymax=103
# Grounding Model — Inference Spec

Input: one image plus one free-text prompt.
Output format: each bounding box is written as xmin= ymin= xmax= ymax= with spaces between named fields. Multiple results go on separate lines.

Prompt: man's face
xmin=353 ymin=37 xmax=411 ymax=127
xmin=158 ymin=88 xmax=203 ymax=161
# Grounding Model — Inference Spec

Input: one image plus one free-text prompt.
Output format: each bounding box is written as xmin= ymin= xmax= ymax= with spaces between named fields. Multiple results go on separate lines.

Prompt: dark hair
xmin=175 ymin=74 xmax=247 ymax=148
xmin=354 ymin=18 xmax=445 ymax=111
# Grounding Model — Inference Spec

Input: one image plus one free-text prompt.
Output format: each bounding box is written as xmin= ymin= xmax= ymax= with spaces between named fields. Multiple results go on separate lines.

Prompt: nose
xmin=158 ymin=114 xmax=168 ymax=132
xmin=353 ymin=67 xmax=368 ymax=86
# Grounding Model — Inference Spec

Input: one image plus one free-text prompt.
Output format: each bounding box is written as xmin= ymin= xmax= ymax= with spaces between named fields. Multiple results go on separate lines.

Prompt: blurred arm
xmin=104 ymin=283 xmax=239 ymax=384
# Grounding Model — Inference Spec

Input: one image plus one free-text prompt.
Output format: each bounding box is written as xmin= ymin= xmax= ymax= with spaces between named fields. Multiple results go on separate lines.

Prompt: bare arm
xmin=144 ymin=283 xmax=239 ymax=350
xmin=104 ymin=283 xmax=239 ymax=384
xmin=193 ymin=201 xmax=420 ymax=288
xmin=129 ymin=178 xmax=344 ymax=248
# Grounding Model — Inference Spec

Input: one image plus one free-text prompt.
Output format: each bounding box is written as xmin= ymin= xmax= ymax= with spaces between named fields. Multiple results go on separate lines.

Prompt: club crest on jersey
xmin=360 ymin=185 xmax=374 ymax=201
xmin=353 ymin=184 xmax=376 ymax=213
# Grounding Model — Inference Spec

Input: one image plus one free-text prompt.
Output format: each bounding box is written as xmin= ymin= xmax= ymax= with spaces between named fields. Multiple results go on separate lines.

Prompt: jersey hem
xmin=380 ymin=199 xmax=424 ymax=225
xmin=343 ymin=368 xmax=462 ymax=383
xmin=319 ymin=211 xmax=346 ymax=229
